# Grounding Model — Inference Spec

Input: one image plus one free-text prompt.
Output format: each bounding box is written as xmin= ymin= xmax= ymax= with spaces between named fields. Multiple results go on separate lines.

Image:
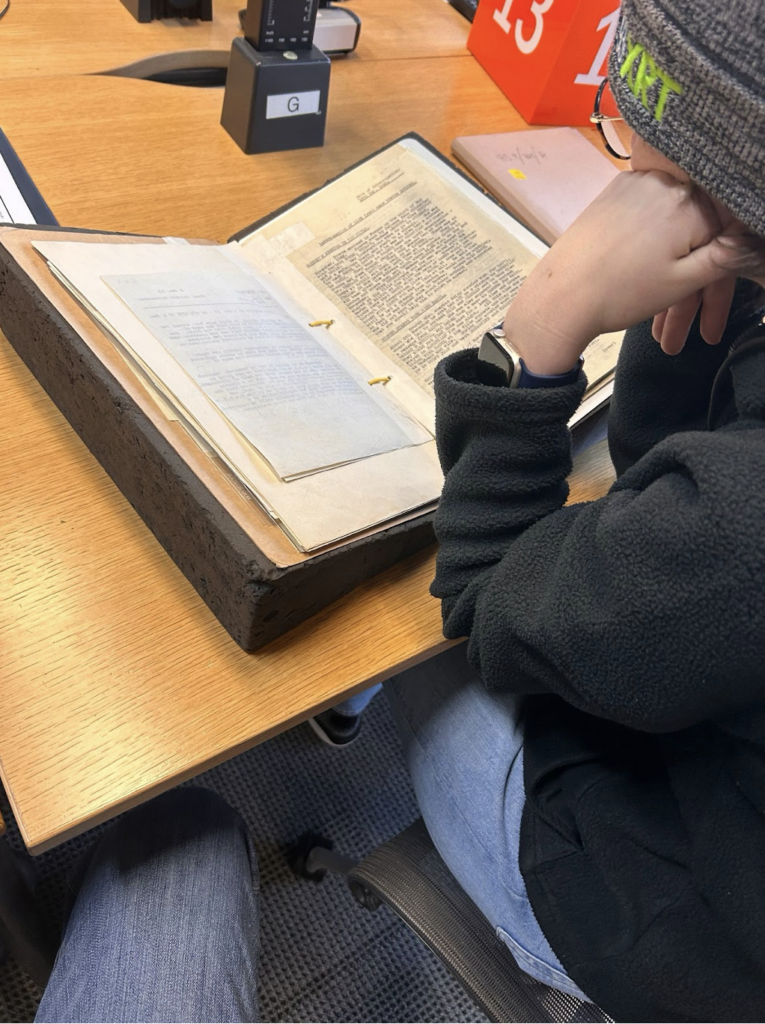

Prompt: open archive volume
xmin=30 ymin=135 xmax=622 ymax=554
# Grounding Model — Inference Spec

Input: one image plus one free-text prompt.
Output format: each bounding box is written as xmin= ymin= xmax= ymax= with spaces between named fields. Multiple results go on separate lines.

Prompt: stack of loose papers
xmin=33 ymin=240 xmax=442 ymax=552
xmin=101 ymin=268 xmax=429 ymax=482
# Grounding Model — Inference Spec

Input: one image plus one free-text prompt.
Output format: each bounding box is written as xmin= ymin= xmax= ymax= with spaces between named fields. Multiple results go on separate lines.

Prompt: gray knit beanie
xmin=608 ymin=0 xmax=765 ymax=236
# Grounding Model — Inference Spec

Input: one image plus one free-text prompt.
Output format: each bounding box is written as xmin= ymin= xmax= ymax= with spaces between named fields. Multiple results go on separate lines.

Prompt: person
xmin=34 ymin=788 xmax=260 ymax=1024
xmin=326 ymin=0 xmax=765 ymax=1019
xmin=309 ymin=688 xmax=382 ymax=746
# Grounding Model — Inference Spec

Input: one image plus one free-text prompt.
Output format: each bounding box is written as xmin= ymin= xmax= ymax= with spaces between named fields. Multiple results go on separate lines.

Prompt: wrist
xmin=503 ymin=295 xmax=594 ymax=375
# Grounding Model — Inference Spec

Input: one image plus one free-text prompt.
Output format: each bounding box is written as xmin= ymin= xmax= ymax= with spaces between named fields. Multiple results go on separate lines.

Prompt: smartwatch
xmin=476 ymin=324 xmax=582 ymax=389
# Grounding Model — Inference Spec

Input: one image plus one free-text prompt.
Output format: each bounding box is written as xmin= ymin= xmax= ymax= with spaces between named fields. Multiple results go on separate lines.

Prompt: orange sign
xmin=468 ymin=0 xmax=621 ymax=126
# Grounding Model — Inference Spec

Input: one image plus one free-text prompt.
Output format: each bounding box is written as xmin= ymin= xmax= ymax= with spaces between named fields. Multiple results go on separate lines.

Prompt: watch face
xmin=477 ymin=328 xmax=520 ymax=387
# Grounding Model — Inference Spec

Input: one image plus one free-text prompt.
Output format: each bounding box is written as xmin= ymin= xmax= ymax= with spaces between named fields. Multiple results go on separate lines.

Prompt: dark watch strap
xmin=517 ymin=358 xmax=583 ymax=389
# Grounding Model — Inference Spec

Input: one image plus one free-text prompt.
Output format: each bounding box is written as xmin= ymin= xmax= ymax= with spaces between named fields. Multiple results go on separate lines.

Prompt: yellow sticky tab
xmin=508 ymin=169 xmax=526 ymax=180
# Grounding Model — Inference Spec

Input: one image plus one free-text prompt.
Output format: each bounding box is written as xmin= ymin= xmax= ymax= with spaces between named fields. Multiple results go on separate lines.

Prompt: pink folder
xmin=452 ymin=127 xmax=621 ymax=245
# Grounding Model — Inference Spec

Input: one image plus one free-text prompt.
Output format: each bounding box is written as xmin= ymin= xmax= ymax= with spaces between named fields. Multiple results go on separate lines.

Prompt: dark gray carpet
xmin=0 ymin=693 xmax=488 ymax=1023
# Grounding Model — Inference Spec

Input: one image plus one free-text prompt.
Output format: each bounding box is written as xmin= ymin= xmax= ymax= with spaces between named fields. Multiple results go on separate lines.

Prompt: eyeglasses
xmin=590 ymin=78 xmax=632 ymax=160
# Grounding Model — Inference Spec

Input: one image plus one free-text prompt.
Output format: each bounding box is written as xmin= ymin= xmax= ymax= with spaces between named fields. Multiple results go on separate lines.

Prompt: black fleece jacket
xmin=430 ymin=296 xmax=765 ymax=1023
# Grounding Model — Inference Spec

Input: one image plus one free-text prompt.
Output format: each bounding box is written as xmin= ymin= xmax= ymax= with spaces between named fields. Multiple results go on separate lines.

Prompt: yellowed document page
xmin=236 ymin=138 xmax=621 ymax=431
xmin=237 ymin=141 xmax=544 ymax=432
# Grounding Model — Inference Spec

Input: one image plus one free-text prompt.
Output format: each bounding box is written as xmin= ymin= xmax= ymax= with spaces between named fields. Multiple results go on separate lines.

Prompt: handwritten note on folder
xmin=452 ymin=127 xmax=620 ymax=246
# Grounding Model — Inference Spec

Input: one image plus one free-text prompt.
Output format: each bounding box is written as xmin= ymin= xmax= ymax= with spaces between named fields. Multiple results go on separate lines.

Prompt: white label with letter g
xmin=266 ymin=90 xmax=321 ymax=119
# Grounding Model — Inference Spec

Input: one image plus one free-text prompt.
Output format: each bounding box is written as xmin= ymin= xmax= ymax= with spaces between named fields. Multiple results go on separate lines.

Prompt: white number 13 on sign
xmin=493 ymin=0 xmax=555 ymax=55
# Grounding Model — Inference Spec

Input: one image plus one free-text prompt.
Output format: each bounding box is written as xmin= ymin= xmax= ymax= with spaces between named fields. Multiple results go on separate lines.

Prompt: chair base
xmin=291 ymin=818 xmax=613 ymax=1023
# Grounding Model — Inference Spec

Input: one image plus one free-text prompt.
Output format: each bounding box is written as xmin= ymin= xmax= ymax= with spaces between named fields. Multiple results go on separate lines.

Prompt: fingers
xmin=659 ymin=292 xmax=701 ymax=354
xmin=652 ymin=310 xmax=668 ymax=342
xmin=662 ymin=237 xmax=741 ymax=351
xmin=680 ymin=236 xmax=745 ymax=289
xmin=714 ymin=234 xmax=765 ymax=284
xmin=699 ymin=277 xmax=736 ymax=345
xmin=657 ymin=276 xmax=735 ymax=356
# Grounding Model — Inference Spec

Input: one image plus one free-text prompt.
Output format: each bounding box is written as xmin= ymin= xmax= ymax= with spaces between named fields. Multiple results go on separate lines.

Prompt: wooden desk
xmin=0 ymin=0 xmax=243 ymax=78
xmin=0 ymin=70 xmax=615 ymax=855
xmin=0 ymin=0 xmax=471 ymax=80
xmin=0 ymin=63 xmax=525 ymax=241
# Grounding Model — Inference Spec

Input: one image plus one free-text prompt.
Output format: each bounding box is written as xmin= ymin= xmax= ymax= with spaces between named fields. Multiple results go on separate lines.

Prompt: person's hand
xmin=652 ymin=230 xmax=765 ymax=353
xmin=650 ymin=275 xmax=736 ymax=356
xmin=503 ymin=170 xmax=747 ymax=374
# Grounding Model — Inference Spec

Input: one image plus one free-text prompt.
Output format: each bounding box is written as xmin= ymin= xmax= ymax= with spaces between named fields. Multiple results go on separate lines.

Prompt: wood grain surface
xmin=0 ymin=46 xmax=615 ymax=853
xmin=0 ymin=0 xmax=470 ymax=79
xmin=0 ymin=309 xmax=613 ymax=854
xmin=0 ymin=62 xmax=533 ymax=242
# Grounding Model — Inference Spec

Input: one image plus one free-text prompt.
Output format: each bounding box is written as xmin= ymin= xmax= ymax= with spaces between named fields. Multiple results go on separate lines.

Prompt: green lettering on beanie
xmin=619 ymin=36 xmax=683 ymax=122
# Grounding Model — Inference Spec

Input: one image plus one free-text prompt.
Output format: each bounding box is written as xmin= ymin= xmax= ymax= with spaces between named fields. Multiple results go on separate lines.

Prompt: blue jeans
xmin=35 ymin=788 xmax=260 ymax=1024
xmin=383 ymin=645 xmax=590 ymax=1002
xmin=333 ymin=685 xmax=383 ymax=716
